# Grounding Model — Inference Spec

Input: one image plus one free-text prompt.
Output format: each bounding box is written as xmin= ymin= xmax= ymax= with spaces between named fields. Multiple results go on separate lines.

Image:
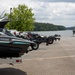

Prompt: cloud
xmin=32 ymin=2 xmax=75 ymax=27
xmin=0 ymin=0 xmax=75 ymax=27
xmin=31 ymin=0 xmax=75 ymax=2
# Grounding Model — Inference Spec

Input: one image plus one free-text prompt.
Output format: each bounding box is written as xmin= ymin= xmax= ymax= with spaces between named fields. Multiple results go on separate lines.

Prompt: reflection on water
xmin=32 ymin=30 xmax=73 ymax=37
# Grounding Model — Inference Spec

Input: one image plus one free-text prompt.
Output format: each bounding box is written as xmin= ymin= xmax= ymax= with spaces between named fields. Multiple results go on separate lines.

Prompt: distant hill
xmin=34 ymin=22 xmax=66 ymax=31
xmin=66 ymin=27 xmax=75 ymax=30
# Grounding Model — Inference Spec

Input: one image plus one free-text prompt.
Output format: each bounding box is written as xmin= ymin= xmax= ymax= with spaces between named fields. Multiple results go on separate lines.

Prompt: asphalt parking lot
xmin=0 ymin=37 xmax=75 ymax=75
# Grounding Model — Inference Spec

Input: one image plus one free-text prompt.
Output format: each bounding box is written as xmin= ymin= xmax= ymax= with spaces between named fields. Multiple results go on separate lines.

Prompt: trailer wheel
xmin=31 ymin=42 xmax=39 ymax=50
xmin=49 ymin=39 xmax=54 ymax=44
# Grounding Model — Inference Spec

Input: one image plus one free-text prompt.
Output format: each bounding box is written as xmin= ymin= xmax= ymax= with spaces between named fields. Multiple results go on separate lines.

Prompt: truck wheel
xmin=31 ymin=42 xmax=39 ymax=50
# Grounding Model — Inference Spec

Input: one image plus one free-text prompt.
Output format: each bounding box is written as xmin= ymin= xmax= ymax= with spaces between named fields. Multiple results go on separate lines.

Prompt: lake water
xmin=32 ymin=30 xmax=73 ymax=37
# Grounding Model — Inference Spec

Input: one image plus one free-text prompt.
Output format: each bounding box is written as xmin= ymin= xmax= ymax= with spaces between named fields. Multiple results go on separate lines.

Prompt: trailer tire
xmin=49 ymin=39 xmax=54 ymax=44
xmin=31 ymin=42 xmax=39 ymax=50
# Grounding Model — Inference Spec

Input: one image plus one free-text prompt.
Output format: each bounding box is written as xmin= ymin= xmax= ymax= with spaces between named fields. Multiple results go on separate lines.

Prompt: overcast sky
xmin=0 ymin=0 xmax=75 ymax=27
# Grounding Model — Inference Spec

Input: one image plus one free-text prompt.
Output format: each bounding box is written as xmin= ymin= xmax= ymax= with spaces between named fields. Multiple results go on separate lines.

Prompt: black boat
xmin=0 ymin=20 xmax=34 ymax=58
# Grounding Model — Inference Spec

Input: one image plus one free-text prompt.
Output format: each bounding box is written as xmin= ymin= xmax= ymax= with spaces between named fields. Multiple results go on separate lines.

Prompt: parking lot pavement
xmin=0 ymin=37 xmax=75 ymax=75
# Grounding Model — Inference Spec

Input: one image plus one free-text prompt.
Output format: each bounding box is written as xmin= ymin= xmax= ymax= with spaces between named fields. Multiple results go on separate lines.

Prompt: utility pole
xmin=10 ymin=8 xmax=12 ymax=29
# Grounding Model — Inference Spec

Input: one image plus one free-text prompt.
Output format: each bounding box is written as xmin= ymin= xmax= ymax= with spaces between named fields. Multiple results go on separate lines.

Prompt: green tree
xmin=5 ymin=4 xmax=35 ymax=31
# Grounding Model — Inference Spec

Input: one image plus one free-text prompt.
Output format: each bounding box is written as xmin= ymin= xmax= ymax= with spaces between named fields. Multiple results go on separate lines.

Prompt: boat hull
xmin=0 ymin=42 xmax=29 ymax=58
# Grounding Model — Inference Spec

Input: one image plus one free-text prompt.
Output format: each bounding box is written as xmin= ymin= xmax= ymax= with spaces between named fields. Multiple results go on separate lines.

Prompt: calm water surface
xmin=32 ymin=30 xmax=73 ymax=37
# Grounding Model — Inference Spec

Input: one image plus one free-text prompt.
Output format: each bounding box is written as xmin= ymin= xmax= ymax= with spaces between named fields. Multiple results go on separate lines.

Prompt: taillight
xmin=16 ymin=60 xmax=22 ymax=62
xmin=16 ymin=60 xmax=19 ymax=62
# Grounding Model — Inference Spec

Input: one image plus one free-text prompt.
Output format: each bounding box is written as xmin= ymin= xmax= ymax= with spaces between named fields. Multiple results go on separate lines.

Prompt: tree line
xmin=33 ymin=22 xmax=66 ymax=31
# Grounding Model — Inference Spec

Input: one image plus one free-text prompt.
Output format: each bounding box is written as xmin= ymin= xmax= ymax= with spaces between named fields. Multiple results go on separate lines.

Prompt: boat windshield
xmin=0 ymin=28 xmax=14 ymax=36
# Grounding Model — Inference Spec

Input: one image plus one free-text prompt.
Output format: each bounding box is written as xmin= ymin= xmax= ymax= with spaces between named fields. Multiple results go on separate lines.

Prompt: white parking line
xmin=23 ymin=55 xmax=75 ymax=61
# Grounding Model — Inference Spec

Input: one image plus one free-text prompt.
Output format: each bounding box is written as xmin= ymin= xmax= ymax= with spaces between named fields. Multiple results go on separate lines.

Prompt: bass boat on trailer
xmin=0 ymin=20 xmax=34 ymax=58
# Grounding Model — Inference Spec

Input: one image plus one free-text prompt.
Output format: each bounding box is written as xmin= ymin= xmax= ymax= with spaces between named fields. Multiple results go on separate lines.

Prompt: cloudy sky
xmin=0 ymin=0 xmax=75 ymax=27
